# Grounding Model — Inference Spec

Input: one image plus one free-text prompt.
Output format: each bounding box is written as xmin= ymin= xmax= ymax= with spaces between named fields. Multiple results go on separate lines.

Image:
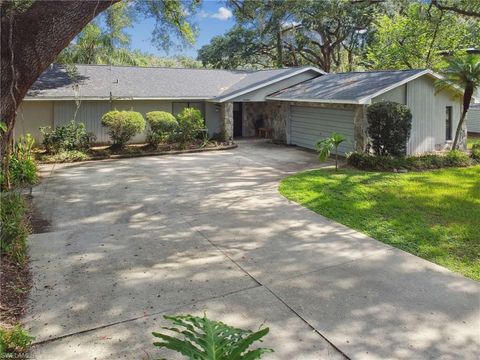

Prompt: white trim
xmin=265 ymin=97 xmax=359 ymax=104
xmin=214 ymin=67 xmax=325 ymax=103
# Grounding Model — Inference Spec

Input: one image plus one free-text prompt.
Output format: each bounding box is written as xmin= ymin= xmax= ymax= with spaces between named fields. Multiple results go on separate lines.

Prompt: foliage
xmin=146 ymin=111 xmax=178 ymax=147
xmin=146 ymin=111 xmax=177 ymax=132
xmin=316 ymin=133 xmax=346 ymax=171
xmin=432 ymin=0 xmax=480 ymax=18
xmin=346 ymin=150 xmax=471 ymax=171
xmin=58 ymin=0 xmax=199 ymax=66
xmin=199 ymin=0 xmax=381 ymax=71
xmin=39 ymin=150 xmax=89 ymax=164
xmin=9 ymin=134 xmax=37 ymax=187
xmin=366 ymin=101 xmax=412 ymax=156
xmin=176 ymin=108 xmax=205 ymax=148
xmin=152 ymin=314 xmax=273 ymax=360
xmin=0 ymin=192 xmax=30 ymax=264
xmin=472 ymin=143 xmax=480 ymax=161
xmin=40 ymin=120 xmax=91 ymax=154
xmin=0 ymin=325 xmax=35 ymax=356
xmin=436 ymin=54 xmax=480 ymax=149
xmin=101 ymin=110 xmax=146 ymax=149
xmin=367 ymin=3 xmax=479 ymax=70
xmin=279 ymin=166 xmax=480 ymax=280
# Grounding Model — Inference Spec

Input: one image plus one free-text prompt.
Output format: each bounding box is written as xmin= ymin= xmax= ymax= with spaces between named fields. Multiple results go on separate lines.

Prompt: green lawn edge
xmin=279 ymin=166 xmax=480 ymax=281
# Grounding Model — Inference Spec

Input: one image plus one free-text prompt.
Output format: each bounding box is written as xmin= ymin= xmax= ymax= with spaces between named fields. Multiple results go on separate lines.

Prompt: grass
xmin=467 ymin=133 xmax=480 ymax=149
xmin=279 ymin=166 xmax=480 ymax=280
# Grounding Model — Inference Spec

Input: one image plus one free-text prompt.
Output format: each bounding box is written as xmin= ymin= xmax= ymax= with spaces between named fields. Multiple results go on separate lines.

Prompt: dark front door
xmin=233 ymin=102 xmax=243 ymax=137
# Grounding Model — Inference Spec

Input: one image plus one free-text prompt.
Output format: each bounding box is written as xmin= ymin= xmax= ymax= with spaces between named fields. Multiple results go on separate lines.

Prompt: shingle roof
xmin=268 ymin=69 xmax=433 ymax=104
xmin=26 ymin=64 xmax=321 ymax=101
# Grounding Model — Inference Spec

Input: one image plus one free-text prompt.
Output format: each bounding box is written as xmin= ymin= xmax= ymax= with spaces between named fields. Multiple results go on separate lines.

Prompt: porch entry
xmin=233 ymin=102 xmax=243 ymax=137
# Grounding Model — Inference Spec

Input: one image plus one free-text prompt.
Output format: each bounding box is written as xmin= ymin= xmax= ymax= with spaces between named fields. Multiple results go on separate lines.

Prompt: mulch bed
xmin=0 ymin=255 xmax=31 ymax=328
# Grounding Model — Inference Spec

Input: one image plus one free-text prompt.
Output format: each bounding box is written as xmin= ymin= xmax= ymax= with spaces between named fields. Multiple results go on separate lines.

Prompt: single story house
xmin=16 ymin=64 xmax=465 ymax=154
xmin=467 ymin=103 xmax=480 ymax=134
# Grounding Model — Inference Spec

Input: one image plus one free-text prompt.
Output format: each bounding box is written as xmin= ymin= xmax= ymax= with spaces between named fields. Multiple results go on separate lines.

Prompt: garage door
xmin=290 ymin=106 xmax=355 ymax=154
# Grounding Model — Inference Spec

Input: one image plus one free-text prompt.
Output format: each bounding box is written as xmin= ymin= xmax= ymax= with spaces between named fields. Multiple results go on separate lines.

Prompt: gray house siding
xmin=406 ymin=76 xmax=461 ymax=154
xmin=17 ymin=99 xmax=222 ymax=145
xmin=372 ymin=85 xmax=406 ymax=104
xmin=467 ymin=108 xmax=480 ymax=133
xmin=289 ymin=105 xmax=355 ymax=154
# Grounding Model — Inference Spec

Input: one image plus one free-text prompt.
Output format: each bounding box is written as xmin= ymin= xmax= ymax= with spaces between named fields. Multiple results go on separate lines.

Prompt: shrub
xmin=470 ymin=143 xmax=480 ymax=161
xmin=366 ymin=101 xmax=412 ymax=156
xmin=176 ymin=108 xmax=205 ymax=147
xmin=0 ymin=192 xmax=30 ymax=264
xmin=445 ymin=149 xmax=471 ymax=167
xmin=101 ymin=110 xmax=145 ymax=148
xmin=40 ymin=150 xmax=89 ymax=163
xmin=9 ymin=134 xmax=37 ymax=187
xmin=152 ymin=314 xmax=273 ymax=360
xmin=0 ymin=325 xmax=35 ymax=355
xmin=146 ymin=111 xmax=178 ymax=147
xmin=40 ymin=120 xmax=92 ymax=154
xmin=347 ymin=150 xmax=471 ymax=171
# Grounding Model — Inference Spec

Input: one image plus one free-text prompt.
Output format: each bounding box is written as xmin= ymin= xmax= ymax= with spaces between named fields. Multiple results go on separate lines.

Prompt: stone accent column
xmin=353 ymin=105 xmax=369 ymax=152
xmin=220 ymin=102 xmax=233 ymax=142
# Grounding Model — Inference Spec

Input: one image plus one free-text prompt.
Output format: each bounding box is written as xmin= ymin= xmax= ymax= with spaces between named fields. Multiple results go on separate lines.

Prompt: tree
xmin=436 ymin=55 xmax=480 ymax=149
xmin=197 ymin=27 xmax=276 ymax=69
xmin=367 ymin=3 xmax=480 ymax=70
xmin=199 ymin=0 xmax=382 ymax=71
xmin=0 ymin=0 xmax=197 ymax=188
xmin=316 ymin=133 xmax=346 ymax=171
xmin=431 ymin=0 xmax=480 ymax=18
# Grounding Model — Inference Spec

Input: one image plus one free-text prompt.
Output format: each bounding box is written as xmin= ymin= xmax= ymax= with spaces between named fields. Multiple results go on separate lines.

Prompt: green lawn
xmin=279 ymin=166 xmax=480 ymax=280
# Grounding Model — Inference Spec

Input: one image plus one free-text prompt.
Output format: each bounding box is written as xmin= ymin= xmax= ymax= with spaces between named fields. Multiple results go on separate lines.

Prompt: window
xmin=445 ymin=106 xmax=452 ymax=141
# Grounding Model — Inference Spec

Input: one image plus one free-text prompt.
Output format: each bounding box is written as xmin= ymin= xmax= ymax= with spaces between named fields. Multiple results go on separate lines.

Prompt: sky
xmin=127 ymin=1 xmax=235 ymax=58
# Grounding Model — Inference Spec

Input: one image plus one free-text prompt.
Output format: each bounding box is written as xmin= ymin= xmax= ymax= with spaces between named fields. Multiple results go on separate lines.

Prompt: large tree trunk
xmin=0 ymin=0 xmax=118 ymax=187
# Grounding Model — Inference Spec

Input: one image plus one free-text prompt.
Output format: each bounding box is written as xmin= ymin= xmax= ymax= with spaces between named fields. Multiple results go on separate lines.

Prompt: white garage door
xmin=290 ymin=106 xmax=355 ymax=154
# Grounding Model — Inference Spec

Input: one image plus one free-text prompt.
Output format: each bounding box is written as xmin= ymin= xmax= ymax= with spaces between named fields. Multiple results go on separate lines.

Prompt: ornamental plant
xmin=145 ymin=111 xmax=178 ymax=146
xmin=152 ymin=314 xmax=273 ymax=360
xmin=366 ymin=101 xmax=412 ymax=156
xmin=316 ymin=132 xmax=346 ymax=171
xmin=101 ymin=110 xmax=145 ymax=149
xmin=176 ymin=108 xmax=205 ymax=148
xmin=40 ymin=120 xmax=91 ymax=154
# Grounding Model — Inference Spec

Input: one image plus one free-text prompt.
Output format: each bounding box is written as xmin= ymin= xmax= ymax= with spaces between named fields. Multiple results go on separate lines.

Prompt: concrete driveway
xmin=27 ymin=140 xmax=479 ymax=359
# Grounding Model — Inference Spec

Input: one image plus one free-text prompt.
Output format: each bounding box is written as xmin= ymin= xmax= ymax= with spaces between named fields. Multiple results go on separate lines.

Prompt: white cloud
xmin=198 ymin=10 xmax=209 ymax=18
xmin=210 ymin=7 xmax=233 ymax=21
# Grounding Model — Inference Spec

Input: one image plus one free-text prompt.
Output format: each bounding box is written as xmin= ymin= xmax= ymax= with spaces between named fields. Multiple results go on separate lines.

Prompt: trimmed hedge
xmin=176 ymin=108 xmax=205 ymax=147
xmin=101 ymin=110 xmax=145 ymax=148
xmin=347 ymin=150 xmax=471 ymax=171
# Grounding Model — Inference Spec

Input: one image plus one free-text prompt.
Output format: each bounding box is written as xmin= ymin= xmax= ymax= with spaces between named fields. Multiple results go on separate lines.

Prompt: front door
xmin=233 ymin=102 xmax=243 ymax=137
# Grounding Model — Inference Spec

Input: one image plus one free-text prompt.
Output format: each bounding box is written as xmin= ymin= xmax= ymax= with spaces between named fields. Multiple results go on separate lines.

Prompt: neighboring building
xmin=17 ymin=65 xmax=464 ymax=154
xmin=468 ymin=104 xmax=480 ymax=135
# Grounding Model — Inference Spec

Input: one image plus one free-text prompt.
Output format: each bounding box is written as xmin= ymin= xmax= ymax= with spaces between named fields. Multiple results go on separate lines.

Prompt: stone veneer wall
xmin=220 ymin=102 xmax=234 ymax=142
xmin=243 ymin=102 xmax=289 ymax=142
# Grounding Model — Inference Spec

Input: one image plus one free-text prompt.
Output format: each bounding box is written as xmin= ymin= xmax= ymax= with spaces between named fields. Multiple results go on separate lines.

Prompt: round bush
xmin=176 ymin=108 xmax=205 ymax=146
xmin=366 ymin=101 xmax=412 ymax=156
xmin=146 ymin=111 xmax=178 ymax=133
xmin=101 ymin=110 xmax=145 ymax=148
